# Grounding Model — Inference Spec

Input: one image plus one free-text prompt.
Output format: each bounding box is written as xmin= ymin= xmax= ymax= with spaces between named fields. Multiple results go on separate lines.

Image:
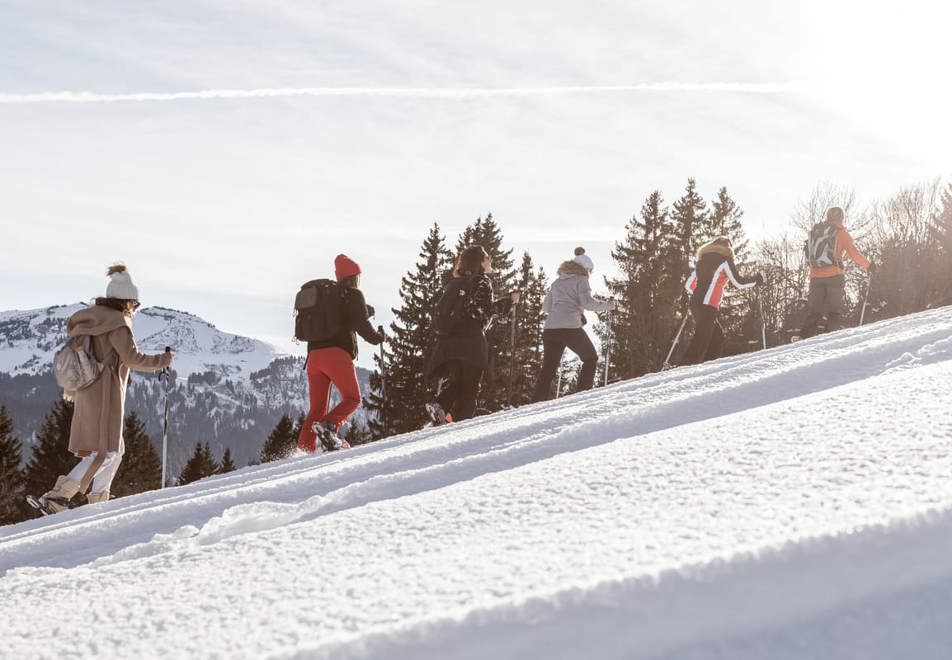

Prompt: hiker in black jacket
xmin=425 ymin=245 xmax=519 ymax=424
xmin=297 ymin=254 xmax=384 ymax=453
xmin=681 ymin=236 xmax=762 ymax=366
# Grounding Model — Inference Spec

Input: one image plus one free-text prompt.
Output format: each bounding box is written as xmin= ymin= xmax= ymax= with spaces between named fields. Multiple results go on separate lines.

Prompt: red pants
xmin=297 ymin=347 xmax=362 ymax=453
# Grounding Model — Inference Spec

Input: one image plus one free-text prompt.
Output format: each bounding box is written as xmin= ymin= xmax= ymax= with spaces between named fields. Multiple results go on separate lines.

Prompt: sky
xmin=1 ymin=0 xmax=949 ymax=363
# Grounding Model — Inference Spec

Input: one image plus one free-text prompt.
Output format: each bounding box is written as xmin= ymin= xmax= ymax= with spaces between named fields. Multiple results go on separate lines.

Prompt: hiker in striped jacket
xmin=681 ymin=236 xmax=762 ymax=366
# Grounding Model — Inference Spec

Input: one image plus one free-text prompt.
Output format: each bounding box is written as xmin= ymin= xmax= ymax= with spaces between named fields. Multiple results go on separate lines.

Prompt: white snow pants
xmin=67 ymin=451 xmax=122 ymax=495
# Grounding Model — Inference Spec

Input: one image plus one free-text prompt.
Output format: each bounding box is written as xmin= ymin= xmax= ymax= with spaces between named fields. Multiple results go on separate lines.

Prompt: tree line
xmin=3 ymin=177 xmax=950 ymax=526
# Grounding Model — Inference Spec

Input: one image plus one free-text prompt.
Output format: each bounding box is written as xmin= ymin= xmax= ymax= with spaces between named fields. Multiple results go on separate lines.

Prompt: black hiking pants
xmin=435 ymin=360 xmax=484 ymax=422
xmin=801 ymin=275 xmax=845 ymax=338
xmin=681 ymin=302 xmax=724 ymax=366
xmin=532 ymin=328 xmax=599 ymax=402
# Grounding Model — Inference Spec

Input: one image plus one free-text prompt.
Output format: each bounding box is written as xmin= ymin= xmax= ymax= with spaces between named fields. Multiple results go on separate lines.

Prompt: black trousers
xmin=435 ymin=360 xmax=484 ymax=422
xmin=681 ymin=302 xmax=724 ymax=366
xmin=800 ymin=275 xmax=845 ymax=338
xmin=532 ymin=328 xmax=599 ymax=402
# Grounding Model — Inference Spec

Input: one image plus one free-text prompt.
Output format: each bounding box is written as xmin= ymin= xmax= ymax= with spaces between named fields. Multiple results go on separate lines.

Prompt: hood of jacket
xmin=556 ymin=260 xmax=590 ymax=278
xmin=67 ymin=305 xmax=131 ymax=338
xmin=696 ymin=241 xmax=734 ymax=262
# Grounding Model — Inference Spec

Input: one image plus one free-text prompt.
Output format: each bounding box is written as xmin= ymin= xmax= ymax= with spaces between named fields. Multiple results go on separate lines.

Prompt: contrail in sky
xmin=0 ymin=82 xmax=817 ymax=104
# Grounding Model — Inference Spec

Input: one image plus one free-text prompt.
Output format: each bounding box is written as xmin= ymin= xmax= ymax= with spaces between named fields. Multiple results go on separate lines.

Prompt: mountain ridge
xmin=0 ymin=303 xmax=373 ymax=474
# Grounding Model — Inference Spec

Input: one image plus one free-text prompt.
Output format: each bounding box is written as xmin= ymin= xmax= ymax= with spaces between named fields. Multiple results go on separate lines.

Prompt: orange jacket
xmin=809 ymin=219 xmax=870 ymax=279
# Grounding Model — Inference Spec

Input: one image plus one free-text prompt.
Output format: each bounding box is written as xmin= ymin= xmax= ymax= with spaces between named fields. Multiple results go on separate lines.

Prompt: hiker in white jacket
xmin=532 ymin=247 xmax=615 ymax=401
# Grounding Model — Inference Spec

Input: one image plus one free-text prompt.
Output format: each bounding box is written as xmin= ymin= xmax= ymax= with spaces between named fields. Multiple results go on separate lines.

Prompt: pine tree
xmin=177 ymin=442 xmax=218 ymax=485
xmin=0 ymin=406 xmax=27 ymax=525
xmin=365 ymin=222 xmax=455 ymax=436
xmin=22 ymin=400 xmax=77 ymax=501
xmin=601 ymin=191 xmax=673 ymax=378
xmin=343 ymin=420 xmax=373 ymax=447
xmin=660 ymin=180 xmax=707 ymax=306
xmin=697 ymin=187 xmax=749 ymax=258
xmin=218 ymin=448 xmax=236 ymax=474
xmin=508 ymin=253 xmax=548 ymax=405
xmin=259 ymin=414 xmax=297 ymax=463
xmin=111 ymin=412 xmax=161 ymax=498
xmin=454 ymin=213 xmax=517 ymax=412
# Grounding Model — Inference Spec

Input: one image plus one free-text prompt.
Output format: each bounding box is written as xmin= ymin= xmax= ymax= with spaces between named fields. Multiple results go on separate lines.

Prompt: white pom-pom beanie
xmin=572 ymin=246 xmax=594 ymax=272
xmin=105 ymin=263 xmax=140 ymax=300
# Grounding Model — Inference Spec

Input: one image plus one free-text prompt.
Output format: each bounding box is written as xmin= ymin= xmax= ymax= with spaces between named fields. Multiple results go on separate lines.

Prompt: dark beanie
xmin=334 ymin=254 xmax=362 ymax=280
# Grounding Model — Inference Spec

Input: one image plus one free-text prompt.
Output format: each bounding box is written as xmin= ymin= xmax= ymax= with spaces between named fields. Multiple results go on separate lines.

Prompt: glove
xmin=377 ymin=325 xmax=387 ymax=341
xmin=366 ymin=304 xmax=376 ymax=318
xmin=755 ymin=273 xmax=764 ymax=286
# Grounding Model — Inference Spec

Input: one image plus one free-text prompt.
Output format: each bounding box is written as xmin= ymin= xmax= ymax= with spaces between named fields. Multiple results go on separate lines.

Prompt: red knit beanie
xmin=334 ymin=254 xmax=362 ymax=280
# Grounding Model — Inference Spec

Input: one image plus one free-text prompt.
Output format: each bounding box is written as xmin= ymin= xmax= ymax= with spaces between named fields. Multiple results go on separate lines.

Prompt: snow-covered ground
xmin=2 ymin=307 xmax=952 ymax=659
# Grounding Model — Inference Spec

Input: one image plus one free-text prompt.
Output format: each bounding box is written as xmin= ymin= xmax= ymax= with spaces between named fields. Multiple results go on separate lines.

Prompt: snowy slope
xmin=2 ymin=307 xmax=952 ymax=659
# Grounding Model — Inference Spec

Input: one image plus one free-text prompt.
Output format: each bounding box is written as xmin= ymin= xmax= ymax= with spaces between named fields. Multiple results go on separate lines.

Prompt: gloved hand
xmin=366 ymin=304 xmax=376 ymax=318
xmin=377 ymin=325 xmax=387 ymax=341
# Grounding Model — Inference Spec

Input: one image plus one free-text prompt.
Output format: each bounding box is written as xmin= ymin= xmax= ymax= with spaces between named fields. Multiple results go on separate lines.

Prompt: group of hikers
xmin=27 ymin=207 xmax=872 ymax=516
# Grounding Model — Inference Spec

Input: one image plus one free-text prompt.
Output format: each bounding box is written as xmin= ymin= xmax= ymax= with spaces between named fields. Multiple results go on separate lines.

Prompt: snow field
xmin=1 ymin=307 xmax=952 ymax=658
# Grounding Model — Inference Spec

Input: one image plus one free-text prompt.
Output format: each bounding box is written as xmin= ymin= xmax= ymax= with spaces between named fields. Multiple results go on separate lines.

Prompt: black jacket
xmin=426 ymin=274 xmax=512 ymax=379
xmin=307 ymin=287 xmax=383 ymax=359
xmin=687 ymin=250 xmax=758 ymax=309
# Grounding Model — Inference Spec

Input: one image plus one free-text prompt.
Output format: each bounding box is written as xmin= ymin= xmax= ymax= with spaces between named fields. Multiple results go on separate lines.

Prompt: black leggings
xmin=532 ymin=328 xmax=599 ymax=402
xmin=435 ymin=360 xmax=484 ymax=422
xmin=681 ymin=302 xmax=724 ymax=366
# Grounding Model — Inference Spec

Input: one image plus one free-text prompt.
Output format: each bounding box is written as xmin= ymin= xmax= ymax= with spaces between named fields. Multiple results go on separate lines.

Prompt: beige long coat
xmin=66 ymin=305 xmax=172 ymax=456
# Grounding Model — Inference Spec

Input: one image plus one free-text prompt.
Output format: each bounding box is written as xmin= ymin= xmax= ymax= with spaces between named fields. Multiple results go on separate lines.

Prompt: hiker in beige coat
xmin=34 ymin=264 xmax=173 ymax=514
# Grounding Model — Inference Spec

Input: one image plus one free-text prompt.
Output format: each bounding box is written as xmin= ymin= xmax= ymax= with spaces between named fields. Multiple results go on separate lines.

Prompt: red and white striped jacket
xmin=684 ymin=247 xmax=758 ymax=309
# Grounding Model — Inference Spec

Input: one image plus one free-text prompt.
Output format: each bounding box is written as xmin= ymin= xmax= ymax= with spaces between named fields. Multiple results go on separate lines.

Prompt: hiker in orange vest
xmin=800 ymin=207 xmax=875 ymax=338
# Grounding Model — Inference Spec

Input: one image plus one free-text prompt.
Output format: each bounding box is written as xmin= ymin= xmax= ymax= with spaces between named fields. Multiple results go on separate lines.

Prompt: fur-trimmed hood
xmin=695 ymin=239 xmax=734 ymax=263
xmin=556 ymin=260 xmax=590 ymax=277
xmin=67 ymin=305 xmax=131 ymax=338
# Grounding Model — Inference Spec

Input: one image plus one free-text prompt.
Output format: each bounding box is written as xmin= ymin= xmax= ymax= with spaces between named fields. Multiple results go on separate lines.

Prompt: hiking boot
xmin=26 ymin=476 xmax=81 ymax=515
xmin=86 ymin=490 xmax=111 ymax=505
xmin=313 ymin=421 xmax=350 ymax=452
xmin=425 ymin=402 xmax=452 ymax=426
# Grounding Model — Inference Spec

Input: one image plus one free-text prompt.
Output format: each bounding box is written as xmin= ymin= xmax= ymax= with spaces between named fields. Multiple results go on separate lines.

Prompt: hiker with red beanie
xmin=800 ymin=207 xmax=874 ymax=338
xmin=296 ymin=254 xmax=384 ymax=453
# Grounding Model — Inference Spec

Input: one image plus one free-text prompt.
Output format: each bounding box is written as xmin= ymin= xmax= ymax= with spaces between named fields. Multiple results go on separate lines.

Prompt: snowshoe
xmin=313 ymin=421 xmax=350 ymax=452
xmin=425 ymin=402 xmax=450 ymax=426
xmin=25 ymin=494 xmax=68 ymax=516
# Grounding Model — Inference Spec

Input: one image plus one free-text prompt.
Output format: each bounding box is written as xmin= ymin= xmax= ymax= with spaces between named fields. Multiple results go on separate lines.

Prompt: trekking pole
xmin=377 ymin=326 xmax=387 ymax=435
xmin=159 ymin=346 xmax=171 ymax=489
xmin=757 ymin=289 xmax=767 ymax=350
xmin=858 ymin=272 xmax=873 ymax=326
xmin=507 ymin=300 xmax=518 ymax=406
xmin=663 ymin=314 xmax=689 ymax=370
xmin=555 ymin=358 xmax=563 ymax=399
xmin=603 ymin=307 xmax=613 ymax=387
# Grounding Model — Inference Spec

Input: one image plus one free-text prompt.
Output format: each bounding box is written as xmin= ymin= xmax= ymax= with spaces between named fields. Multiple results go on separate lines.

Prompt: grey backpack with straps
xmin=806 ymin=222 xmax=840 ymax=268
xmin=52 ymin=335 xmax=105 ymax=393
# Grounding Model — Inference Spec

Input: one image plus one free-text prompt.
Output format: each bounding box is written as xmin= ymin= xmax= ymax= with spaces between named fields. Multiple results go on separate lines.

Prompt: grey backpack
xmin=806 ymin=222 xmax=841 ymax=268
xmin=52 ymin=336 xmax=104 ymax=393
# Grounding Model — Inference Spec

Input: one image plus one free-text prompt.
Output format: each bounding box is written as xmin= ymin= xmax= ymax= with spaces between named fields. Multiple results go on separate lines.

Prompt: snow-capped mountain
xmin=2 ymin=306 xmax=952 ymax=658
xmin=0 ymin=304 xmax=372 ymax=473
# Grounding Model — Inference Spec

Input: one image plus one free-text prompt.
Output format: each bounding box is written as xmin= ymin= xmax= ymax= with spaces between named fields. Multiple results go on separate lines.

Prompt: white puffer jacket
xmin=542 ymin=261 xmax=612 ymax=330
